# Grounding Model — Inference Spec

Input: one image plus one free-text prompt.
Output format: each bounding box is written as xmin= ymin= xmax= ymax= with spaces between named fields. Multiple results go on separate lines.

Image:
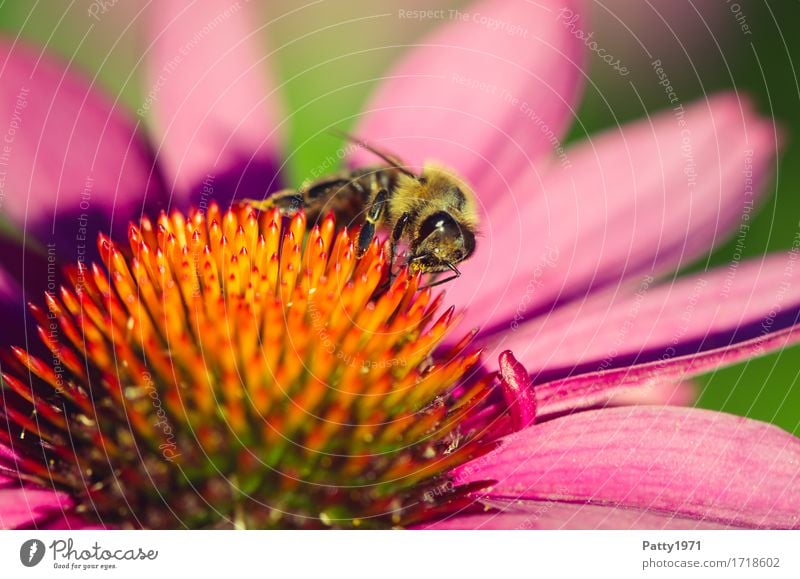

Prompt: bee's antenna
xmin=328 ymin=129 xmax=417 ymax=179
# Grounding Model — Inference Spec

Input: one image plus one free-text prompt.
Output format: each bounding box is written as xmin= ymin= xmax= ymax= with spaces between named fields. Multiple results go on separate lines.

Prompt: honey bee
xmin=246 ymin=133 xmax=479 ymax=286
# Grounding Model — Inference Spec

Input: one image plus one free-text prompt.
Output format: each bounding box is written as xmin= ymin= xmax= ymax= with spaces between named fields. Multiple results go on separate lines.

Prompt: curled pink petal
xmin=498 ymin=350 xmax=537 ymax=429
xmin=37 ymin=512 xmax=105 ymax=530
xmin=454 ymin=406 xmax=800 ymax=528
xmin=0 ymin=478 xmax=73 ymax=529
xmin=534 ymin=324 xmax=800 ymax=419
xmin=352 ymin=0 xmax=585 ymax=206
xmin=144 ymin=0 xmax=284 ymax=203
xmin=487 ymin=252 xmax=800 ymax=379
xmin=449 ymin=93 xmax=778 ymax=328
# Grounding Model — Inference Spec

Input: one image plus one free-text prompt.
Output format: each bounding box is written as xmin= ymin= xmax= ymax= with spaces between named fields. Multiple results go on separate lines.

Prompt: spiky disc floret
xmin=0 ymin=204 xmax=505 ymax=528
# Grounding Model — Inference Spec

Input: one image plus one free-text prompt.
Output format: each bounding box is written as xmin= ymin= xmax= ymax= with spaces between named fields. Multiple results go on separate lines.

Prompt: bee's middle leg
xmin=387 ymin=212 xmax=410 ymax=281
xmin=243 ymin=189 xmax=304 ymax=214
xmin=357 ymin=188 xmax=388 ymax=257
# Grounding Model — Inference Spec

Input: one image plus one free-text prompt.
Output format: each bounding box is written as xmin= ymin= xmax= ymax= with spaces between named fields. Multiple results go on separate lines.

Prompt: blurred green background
xmin=0 ymin=0 xmax=797 ymax=433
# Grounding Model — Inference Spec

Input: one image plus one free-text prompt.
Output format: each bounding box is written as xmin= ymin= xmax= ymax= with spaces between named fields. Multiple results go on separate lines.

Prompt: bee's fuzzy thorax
xmin=388 ymin=165 xmax=477 ymax=232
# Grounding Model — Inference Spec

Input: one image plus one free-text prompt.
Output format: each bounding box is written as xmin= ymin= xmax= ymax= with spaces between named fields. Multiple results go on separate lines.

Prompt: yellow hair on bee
xmin=388 ymin=163 xmax=479 ymax=232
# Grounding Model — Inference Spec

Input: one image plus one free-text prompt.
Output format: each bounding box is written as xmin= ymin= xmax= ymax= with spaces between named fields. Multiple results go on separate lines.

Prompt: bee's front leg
xmin=419 ymin=262 xmax=462 ymax=290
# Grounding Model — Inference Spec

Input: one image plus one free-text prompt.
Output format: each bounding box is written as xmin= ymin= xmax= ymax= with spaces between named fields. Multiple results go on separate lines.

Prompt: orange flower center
xmin=1 ymin=204 xmax=500 ymax=528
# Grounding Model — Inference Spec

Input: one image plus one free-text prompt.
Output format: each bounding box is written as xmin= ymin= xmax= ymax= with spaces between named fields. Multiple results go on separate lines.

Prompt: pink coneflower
xmin=1 ymin=0 xmax=799 ymax=529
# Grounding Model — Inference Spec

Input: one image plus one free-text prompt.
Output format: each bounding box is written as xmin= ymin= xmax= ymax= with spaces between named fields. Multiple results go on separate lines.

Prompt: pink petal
xmin=492 ymin=253 xmax=800 ymax=379
xmin=0 ymin=266 xmax=18 ymax=302
xmin=449 ymin=93 xmax=778 ymax=330
xmin=144 ymin=0 xmax=284 ymax=204
xmin=421 ymin=500 xmax=731 ymax=529
xmin=535 ymin=325 xmax=800 ymax=419
xmin=351 ymin=0 xmax=585 ymax=205
xmin=37 ymin=512 xmax=105 ymax=530
xmin=0 ymin=305 xmax=26 ymax=351
xmin=0 ymin=478 xmax=74 ymax=529
xmin=0 ymin=38 xmax=162 ymax=239
xmin=1 ymin=448 xmax=102 ymax=529
xmin=605 ymin=380 xmax=697 ymax=407
xmin=453 ymin=406 xmax=800 ymax=528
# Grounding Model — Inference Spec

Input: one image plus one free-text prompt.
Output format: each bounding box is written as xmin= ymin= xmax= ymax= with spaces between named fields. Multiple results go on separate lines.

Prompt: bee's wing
xmin=243 ymin=172 xmax=372 ymax=226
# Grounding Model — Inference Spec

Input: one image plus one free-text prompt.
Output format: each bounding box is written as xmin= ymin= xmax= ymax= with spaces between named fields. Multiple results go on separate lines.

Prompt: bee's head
xmin=408 ymin=211 xmax=476 ymax=274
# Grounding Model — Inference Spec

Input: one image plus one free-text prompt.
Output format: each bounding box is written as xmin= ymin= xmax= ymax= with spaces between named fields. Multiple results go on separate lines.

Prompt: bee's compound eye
xmin=418 ymin=211 xmax=460 ymax=242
